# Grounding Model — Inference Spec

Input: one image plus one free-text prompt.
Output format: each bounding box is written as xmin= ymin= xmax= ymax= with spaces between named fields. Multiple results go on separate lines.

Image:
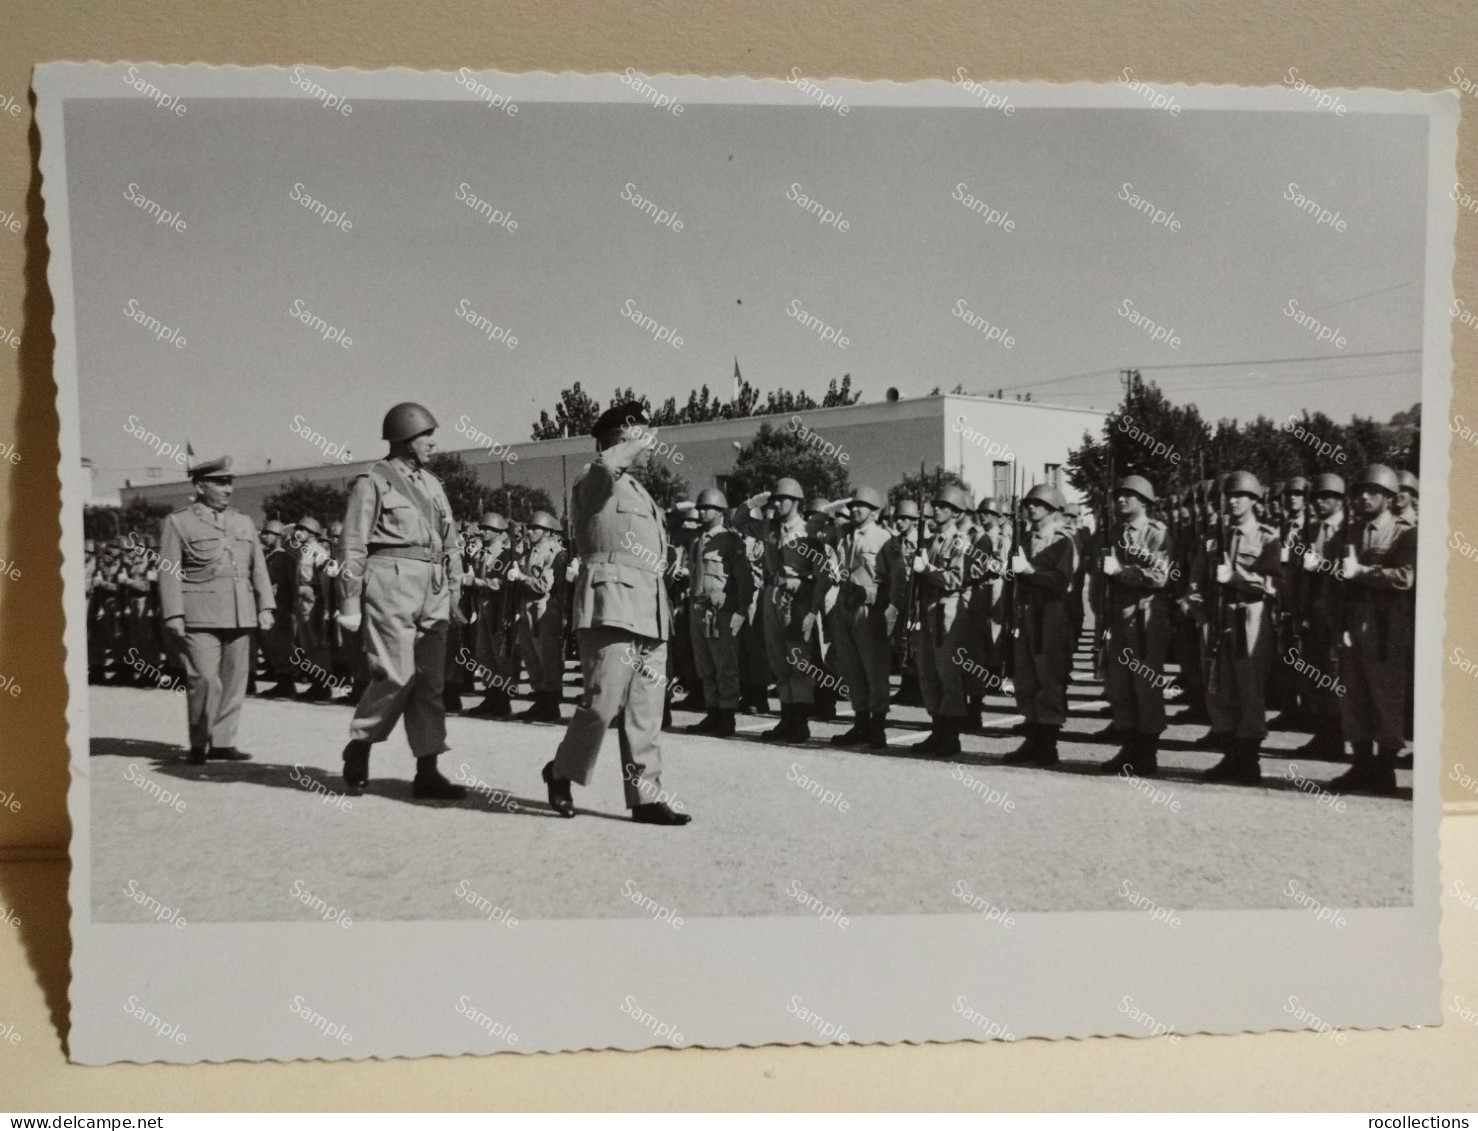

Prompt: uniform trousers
xmin=763 ymin=586 xmax=816 ymax=705
xmin=517 ymin=598 xmax=565 ymax=698
xmin=1013 ymin=596 xmax=1070 ymax=727
xmin=1205 ymin=600 xmax=1271 ymax=740
xmin=349 ymin=556 xmax=449 ymax=757
xmin=553 ymin=626 xmax=666 ymax=808
xmin=919 ymin=596 xmax=969 ymax=718
xmin=1339 ymin=596 xmax=1411 ymax=749
xmin=690 ymin=605 xmax=741 ymax=709
xmin=1104 ymin=599 xmax=1168 ymax=736
xmin=180 ymin=627 xmax=252 ymax=749
xmin=834 ymin=599 xmax=891 ymax=713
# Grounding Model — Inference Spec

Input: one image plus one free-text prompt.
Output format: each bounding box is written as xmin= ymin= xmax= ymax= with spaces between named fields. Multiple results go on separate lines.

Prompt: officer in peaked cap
xmin=1003 ymin=484 xmax=1076 ymax=767
xmin=542 ymin=401 xmax=690 ymax=824
xmin=1325 ymin=464 xmax=1415 ymax=795
xmin=1198 ymin=470 xmax=1281 ymax=785
xmin=157 ymin=455 xmax=274 ymax=763
xmin=335 ymin=402 xmax=466 ymax=800
xmin=1097 ymin=475 xmax=1173 ymax=776
xmin=827 ymin=485 xmax=901 ymax=749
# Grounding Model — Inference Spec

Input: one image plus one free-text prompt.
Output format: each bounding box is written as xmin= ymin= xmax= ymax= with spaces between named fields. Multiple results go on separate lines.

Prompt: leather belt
xmin=584 ymin=549 xmax=666 ymax=575
xmin=369 ymin=545 xmax=436 ymax=562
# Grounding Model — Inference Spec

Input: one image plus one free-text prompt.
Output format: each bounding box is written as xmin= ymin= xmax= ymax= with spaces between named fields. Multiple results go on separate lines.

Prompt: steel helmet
xmin=1310 ymin=473 xmax=1346 ymax=498
xmin=771 ymin=477 xmax=805 ymax=502
xmin=933 ymin=485 xmax=972 ymax=514
xmin=1115 ymin=475 xmax=1156 ymax=504
xmin=805 ymin=496 xmax=832 ymax=517
xmin=1284 ymin=476 xmax=1310 ymax=495
xmin=479 ymin=511 xmax=509 ymax=532
xmin=1023 ymin=484 xmax=1065 ymax=511
xmin=1396 ymin=470 xmax=1419 ymax=496
xmin=850 ymin=486 xmax=884 ymax=511
xmin=695 ymin=487 xmax=728 ymax=511
xmin=1223 ymin=471 xmax=1264 ymax=500
xmin=382 ymin=401 xmax=438 ymax=442
xmin=893 ymin=498 xmax=920 ymax=520
xmin=980 ymin=497 xmax=1006 ymax=517
xmin=528 ymin=510 xmax=561 ymax=533
xmin=922 ymin=503 xmax=937 ymax=521
xmin=296 ymin=516 xmax=326 ymax=538
xmin=1354 ymin=464 xmax=1399 ymax=496
xmin=262 ymin=519 xmax=286 ymax=535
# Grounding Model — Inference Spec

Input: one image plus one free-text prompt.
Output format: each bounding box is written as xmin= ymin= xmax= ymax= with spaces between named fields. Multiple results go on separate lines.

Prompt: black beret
xmin=592 ymin=400 xmax=650 ymax=437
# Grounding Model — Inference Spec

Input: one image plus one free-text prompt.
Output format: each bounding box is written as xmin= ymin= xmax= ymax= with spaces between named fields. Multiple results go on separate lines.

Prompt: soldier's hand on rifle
xmin=884 ymin=604 xmax=898 ymax=635
xmin=1011 ymin=549 xmax=1033 ymax=575
xmin=507 ymin=564 xmax=523 ymax=581
xmin=257 ymin=609 xmax=275 ymax=632
xmin=336 ymin=600 xmax=362 ymax=634
xmin=1339 ymin=546 xmax=1362 ymax=580
xmin=1101 ymin=551 xmax=1122 ymax=577
xmin=911 ymin=553 xmax=928 ymax=574
xmin=1302 ymin=550 xmax=1320 ymax=572
xmin=565 ymin=561 xmax=580 ymax=583
xmin=164 ymin=615 xmax=186 ymax=640
xmin=451 ymin=604 xmax=470 ymax=627
xmin=729 ymin=611 xmax=746 ymax=636
xmin=1215 ymin=556 xmax=1233 ymax=585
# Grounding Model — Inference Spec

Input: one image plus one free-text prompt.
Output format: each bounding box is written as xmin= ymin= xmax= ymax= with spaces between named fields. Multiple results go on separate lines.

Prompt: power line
xmin=1132 ymin=347 xmax=1421 ymax=372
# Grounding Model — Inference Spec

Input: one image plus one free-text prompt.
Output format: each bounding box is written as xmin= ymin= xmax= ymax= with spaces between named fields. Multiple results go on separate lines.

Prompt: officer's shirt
xmin=1016 ymin=520 xmax=1076 ymax=601
xmin=835 ymin=519 xmax=898 ymax=610
xmin=689 ymin=527 xmax=749 ymax=613
xmin=1106 ymin=515 xmax=1172 ymax=607
xmin=337 ymin=457 xmax=457 ymax=604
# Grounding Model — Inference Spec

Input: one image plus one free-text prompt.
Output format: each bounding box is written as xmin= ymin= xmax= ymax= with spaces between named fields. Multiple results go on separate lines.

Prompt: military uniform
xmin=762 ymin=513 xmax=825 ymax=713
xmin=963 ymin=514 xmax=1012 ymax=694
xmin=830 ymin=511 xmax=901 ymax=725
xmin=1011 ymin=518 xmax=1077 ymax=731
xmin=337 ymin=456 xmax=460 ymax=758
xmin=1102 ymin=515 xmax=1174 ymax=742
xmin=514 ymin=527 xmax=567 ymax=715
xmin=1294 ymin=502 xmax=1347 ymax=753
xmin=551 ymin=444 xmax=673 ymax=810
xmin=260 ymin=537 xmax=299 ymax=693
xmin=467 ymin=529 xmax=516 ymax=711
xmin=158 ymin=499 xmax=273 ymax=755
xmin=294 ymin=533 xmax=334 ymax=697
xmin=916 ymin=517 xmax=973 ymax=724
xmin=1332 ymin=509 xmax=1415 ymax=751
xmin=687 ymin=523 xmax=751 ymax=717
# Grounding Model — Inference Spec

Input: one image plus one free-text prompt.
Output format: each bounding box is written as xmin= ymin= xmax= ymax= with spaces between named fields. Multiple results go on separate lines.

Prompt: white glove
xmin=912 ymin=554 xmax=928 ymax=574
xmin=1302 ymin=551 xmax=1319 ymax=573
xmin=1101 ymin=553 xmax=1121 ymax=577
xmin=336 ymin=610 xmax=362 ymax=633
xmin=1215 ymin=561 xmax=1233 ymax=585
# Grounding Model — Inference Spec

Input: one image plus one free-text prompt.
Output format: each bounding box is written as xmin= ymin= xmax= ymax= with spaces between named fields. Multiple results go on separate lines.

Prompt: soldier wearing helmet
xmin=826 ymin=486 xmax=902 ymax=749
xmin=681 ymin=487 xmax=751 ymax=738
xmin=1097 ymin=475 xmax=1173 ymax=776
xmin=157 ymin=455 xmax=275 ymax=763
xmin=1269 ymin=477 xmax=1314 ymax=728
xmin=1324 ymin=464 xmax=1415 ymax=795
xmin=1287 ymin=472 xmax=1349 ymax=759
xmin=508 ymin=509 xmax=568 ymax=723
xmin=960 ymin=496 xmax=1013 ymax=729
xmin=255 ymin=518 xmax=300 ymax=699
xmin=1394 ymin=470 xmax=1419 ymax=530
xmin=292 ymin=515 xmax=336 ymax=701
xmin=908 ymin=483 xmax=976 ymax=756
xmin=662 ymin=501 xmax=703 ymax=728
xmin=461 ymin=511 xmax=515 ymax=717
xmin=334 ymin=402 xmax=466 ymax=800
xmin=1195 ymin=471 xmax=1281 ymax=784
xmin=1002 ymin=483 xmax=1076 ymax=767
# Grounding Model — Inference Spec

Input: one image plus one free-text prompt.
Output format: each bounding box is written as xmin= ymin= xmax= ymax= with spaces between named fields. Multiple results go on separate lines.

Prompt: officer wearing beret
xmin=335 ymin=402 xmax=466 ymax=800
xmin=157 ymin=456 xmax=275 ymax=763
xmin=542 ymin=402 xmax=691 ymax=825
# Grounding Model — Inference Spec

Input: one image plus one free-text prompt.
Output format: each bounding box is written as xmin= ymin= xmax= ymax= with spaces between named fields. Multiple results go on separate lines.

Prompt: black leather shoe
xmin=1001 ymin=726 xmax=1041 ymax=764
xmin=712 ymin=709 xmax=736 ymax=738
xmin=261 ymin=681 xmax=297 ymax=699
xmin=1201 ymin=753 xmax=1240 ymax=783
xmin=413 ymin=758 xmax=468 ymax=800
xmin=207 ymin=746 xmax=251 ymax=761
xmin=686 ymin=711 xmax=721 ymax=735
xmin=541 ymin=761 xmax=575 ymax=818
xmin=830 ymin=717 xmax=869 ymax=746
xmin=342 ymin=739 xmax=371 ymax=794
xmin=186 ymin=746 xmax=207 ymax=765
xmin=631 ymin=801 xmax=692 ymax=826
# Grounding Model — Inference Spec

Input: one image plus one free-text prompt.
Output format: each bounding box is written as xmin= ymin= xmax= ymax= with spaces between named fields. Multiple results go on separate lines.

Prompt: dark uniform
xmin=685 ymin=489 xmax=751 ymax=737
xmin=827 ymin=487 xmax=900 ymax=749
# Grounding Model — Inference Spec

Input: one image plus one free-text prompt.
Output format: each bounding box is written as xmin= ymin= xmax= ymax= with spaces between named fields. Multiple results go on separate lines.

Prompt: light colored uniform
xmin=336 ymin=457 xmax=459 ymax=757
xmin=158 ymin=502 xmax=273 ymax=750
xmin=1012 ymin=520 xmax=1076 ymax=727
xmin=761 ymin=514 xmax=825 ymax=706
xmin=916 ymin=519 xmax=972 ymax=718
xmin=1103 ymin=516 xmax=1173 ymax=736
xmin=687 ymin=525 xmax=751 ymax=710
xmin=1198 ymin=517 xmax=1281 ymax=740
xmin=1332 ymin=510 xmax=1415 ymax=749
xmin=553 ymin=451 xmax=672 ymax=808
xmin=515 ymin=535 xmax=567 ymax=700
xmin=832 ymin=518 xmax=900 ymax=714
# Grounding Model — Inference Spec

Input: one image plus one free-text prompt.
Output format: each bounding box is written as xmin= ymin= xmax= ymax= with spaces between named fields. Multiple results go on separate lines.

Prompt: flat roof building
xmin=118 ymin=394 xmax=1107 ymax=521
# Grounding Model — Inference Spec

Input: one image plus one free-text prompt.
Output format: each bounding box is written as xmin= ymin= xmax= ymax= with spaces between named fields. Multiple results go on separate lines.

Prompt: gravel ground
xmin=88 ymin=660 xmax=1413 ymax=925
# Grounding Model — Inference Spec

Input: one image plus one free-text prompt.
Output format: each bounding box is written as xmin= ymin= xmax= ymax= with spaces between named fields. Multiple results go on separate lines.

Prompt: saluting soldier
xmin=335 ymin=402 xmax=466 ymax=800
xmin=1293 ymin=474 xmax=1348 ymax=759
xmin=466 ymin=511 xmax=516 ymax=717
xmin=1097 ymin=476 xmax=1173 ymax=776
xmin=157 ymin=457 xmax=275 ymax=763
xmin=828 ymin=486 xmax=901 ymax=749
xmin=1197 ymin=471 xmax=1281 ymax=784
xmin=1327 ymin=464 xmax=1416 ymax=795
xmin=684 ymin=488 xmax=751 ymax=738
xmin=510 ymin=510 xmax=567 ymax=723
xmin=758 ymin=478 xmax=826 ymax=744
xmin=911 ymin=486 xmax=975 ymax=756
xmin=542 ymin=402 xmax=690 ymax=825
xmin=1003 ymin=484 xmax=1076 ymax=767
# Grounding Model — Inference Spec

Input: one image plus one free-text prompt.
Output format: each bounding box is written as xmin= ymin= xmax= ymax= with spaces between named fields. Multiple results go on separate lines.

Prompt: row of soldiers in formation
xmin=85 ymin=457 xmax=1418 ymax=798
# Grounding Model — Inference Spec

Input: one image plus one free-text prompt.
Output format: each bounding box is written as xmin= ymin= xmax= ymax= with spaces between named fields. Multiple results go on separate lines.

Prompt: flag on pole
xmin=733 ymin=357 xmax=741 ymax=403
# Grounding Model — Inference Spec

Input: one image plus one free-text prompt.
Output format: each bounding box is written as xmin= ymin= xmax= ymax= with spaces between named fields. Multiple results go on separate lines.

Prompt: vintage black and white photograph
xmin=39 ymin=64 xmax=1453 ymax=1062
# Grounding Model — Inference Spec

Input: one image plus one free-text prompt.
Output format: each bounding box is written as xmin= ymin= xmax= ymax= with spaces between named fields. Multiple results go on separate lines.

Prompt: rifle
xmin=1094 ymin=454 xmax=1115 ymax=679
xmin=902 ymin=460 xmax=925 ymax=661
xmin=1003 ymin=461 xmax=1023 ymax=680
xmin=501 ymin=528 xmax=524 ymax=660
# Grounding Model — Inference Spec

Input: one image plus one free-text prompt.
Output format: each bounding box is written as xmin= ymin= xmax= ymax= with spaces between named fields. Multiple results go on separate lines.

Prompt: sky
xmin=61 ymin=97 xmax=1429 ymax=499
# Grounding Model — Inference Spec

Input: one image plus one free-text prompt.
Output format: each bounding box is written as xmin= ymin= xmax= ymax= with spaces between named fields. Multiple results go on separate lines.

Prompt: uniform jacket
xmin=516 ymin=536 xmax=567 ymax=615
xmin=336 ymin=457 xmax=460 ymax=608
xmin=1105 ymin=516 xmax=1173 ymax=613
xmin=568 ymin=451 xmax=671 ymax=639
xmin=831 ymin=519 xmax=901 ymax=616
xmin=158 ymin=502 xmax=272 ymax=629
xmin=1014 ymin=520 xmax=1076 ymax=606
xmin=1327 ymin=508 xmax=1415 ymax=635
xmin=264 ymin=546 xmax=297 ymax=616
xmin=687 ymin=526 xmax=752 ymax=616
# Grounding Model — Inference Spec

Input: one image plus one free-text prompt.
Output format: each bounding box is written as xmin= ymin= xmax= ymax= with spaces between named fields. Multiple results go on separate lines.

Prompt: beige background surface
xmin=0 ymin=0 xmax=1474 ymax=1110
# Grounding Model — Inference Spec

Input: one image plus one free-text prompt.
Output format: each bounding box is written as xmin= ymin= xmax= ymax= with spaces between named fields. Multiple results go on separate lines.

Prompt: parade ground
xmin=86 ymin=653 xmax=1415 ymax=926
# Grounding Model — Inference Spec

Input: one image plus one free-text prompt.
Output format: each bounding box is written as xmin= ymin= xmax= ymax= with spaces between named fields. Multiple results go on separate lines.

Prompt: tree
xmin=887 ymin=466 xmax=972 ymax=509
xmin=485 ymin=483 xmax=557 ymax=524
xmin=531 ymin=381 xmax=602 ymax=440
xmin=820 ymin=374 xmax=863 ymax=408
xmin=723 ymin=421 xmax=853 ymax=503
xmin=426 ymin=453 xmax=491 ymax=523
xmin=262 ymin=477 xmax=351 ymax=529
xmin=629 ymin=458 xmax=690 ymax=510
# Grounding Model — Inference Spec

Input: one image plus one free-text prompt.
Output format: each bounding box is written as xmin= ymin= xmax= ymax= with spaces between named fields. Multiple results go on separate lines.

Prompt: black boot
xmin=186 ymin=745 xmax=208 ymax=765
xmin=788 ymin=705 xmax=812 ymax=744
xmin=713 ymin=708 xmax=736 ymax=738
xmin=470 ymin=687 xmax=513 ymax=717
xmin=867 ymin=712 xmax=889 ymax=750
xmin=915 ymin=718 xmax=946 ymax=754
xmin=518 ymin=693 xmax=544 ymax=720
xmin=1236 ymin=736 xmax=1263 ymax=785
xmin=1328 ymin=742 xmax=1378 ymax=794
xmin=764 ymin=704 xmax=795 ymax=740
xmin=412 ymin=755 xmax=467 ymax=800
xmin=686 ymin=710 xmax=721 ymax=735
xmin=1366 ymin=746 xmax=1400 ymax=795
xmin=662 ymin=701 xmax=673 ymax=730
xmin=934 ymin=717 xmax=962 ymax=757
xmin=1192 ymin=728 xmax=1231 ymax=751
xmin=830 ymin=713 xmax=870 ymax=746
xmin=536 ymin=693 xmax=562 ymax=723
xmin=1201 ymin=736 xmax=1245 ymax=783
xmin=262 ymin=679 xmax=296 ymax=699
xmin=1296 ymin=721 xmax=1343 ymax=759
xmin=207 ymin=745 xmax=251 ymax=762
xmin=1035 ymin=726 xmax=1060 ymax=766
xmin=342 ymin=739 xmax=371 ymax=795
xmin=1001 ymin=724 xmax=1040 ymax=764
xmin=541 ymin=760 xmax=575 ymax=817
xmin=964 ymin=697 xmax=984 ymax=734
xmin=442 ymin=687 xmax=464 ymax=714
